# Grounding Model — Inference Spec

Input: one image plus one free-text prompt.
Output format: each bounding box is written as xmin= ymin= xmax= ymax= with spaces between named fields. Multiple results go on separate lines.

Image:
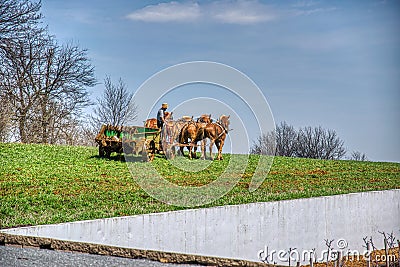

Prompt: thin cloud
xmin=210 ymin=1 xmax=277 ymax=24
xmin=126 ymin=2 xmax=201 ymax=22
xmin=126 ymin=1 xmax=278 ymax=24
xmin=293 ymin=7 xmax=337 ymax=16
xmin=290 ymin=1 xmax=337 ymax=17
xmin=213 ymin=11 xmax=272 ymax=24
xmin=291 ymin=0 xmax=319 ymax=8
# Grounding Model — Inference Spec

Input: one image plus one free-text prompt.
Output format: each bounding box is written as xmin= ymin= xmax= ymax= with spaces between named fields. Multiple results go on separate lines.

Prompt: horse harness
xmin=214 ymin=121 xmax=228 ymax=140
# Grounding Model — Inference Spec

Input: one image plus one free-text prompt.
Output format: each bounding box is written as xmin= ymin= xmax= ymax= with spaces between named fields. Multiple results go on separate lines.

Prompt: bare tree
xmin=35 ymin=42 xmax=96 ymax=143
xmin=350 ymin=151 xmax=368 ymax=161
xmin=0 ymin=0 xmax=96 ymax=144
xmin=251 ymin=123 xmax=346 ymax=160
xmin=296 ymin=126 xmax=320 ymax=159
xmin=91 ymin=76 xmax=137 ymax=128
xmin=49 ymin=116 xmax=95 ymax=146
xmin=296 ymin=126 xmax=346 ymax=160
xmin=250 ymin=130 xmax=276 ymax=155
xmin=321 ymin=129 xmax=346 ymax=160
xmin=0 ymin=31 xmax=45 ymax=142
xmin=1 ymin=0 xmax=41 ymax=141
xmin=0 ymin=0 xmax=42 ymax=44
xmin=0 ymin=30 xmax=96 ymax=143
xmin=0 ymin=92 xmax=12 ymax=142
xmin=276 ymin=121 xmax=297 ymax=157
xmin=250 ymin=121 xmax=296 ymax=157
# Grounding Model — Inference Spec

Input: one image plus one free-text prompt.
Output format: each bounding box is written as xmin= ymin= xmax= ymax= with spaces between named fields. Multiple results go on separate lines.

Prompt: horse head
xmin=197 ymin=114 xmax=212 ymax=124
xmin=164 ymin=111 xmax=173 ymax=121
xmin=218 ymin=115 xmax=230 ymax=132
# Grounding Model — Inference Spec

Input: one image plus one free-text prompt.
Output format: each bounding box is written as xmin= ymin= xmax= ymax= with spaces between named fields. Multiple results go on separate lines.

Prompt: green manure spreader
xmin=95 ymin=125 xmax=161 ymax=161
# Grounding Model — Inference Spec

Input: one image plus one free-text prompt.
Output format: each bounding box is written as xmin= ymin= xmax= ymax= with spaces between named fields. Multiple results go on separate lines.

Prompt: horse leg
xmin=209 ymin=140 xmax=214 ymax=160
xmin=214 ymin=140 xmax=220 ymax=160
xmin=200 ymin=139 xmax=206 ymax=160
xmin=179 ymin=133 xmax=186 ymax=157
xmin=192 ymin=142 xmax=197 ymax=159
xmin=217 ymin=139 xmax=224 ymax=160
xmin=218 ymin=142 xmax=223 ymax=160
xmin=188 ymin=142 xmax=193 ymax=159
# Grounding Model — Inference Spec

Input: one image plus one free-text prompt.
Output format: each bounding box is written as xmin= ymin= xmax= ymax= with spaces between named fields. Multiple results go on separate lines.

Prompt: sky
xmin=40 ymin=0 xmax=400 ymax=162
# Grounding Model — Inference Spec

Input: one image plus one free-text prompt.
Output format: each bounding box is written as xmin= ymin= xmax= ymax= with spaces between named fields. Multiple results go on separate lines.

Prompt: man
xmin=157 ymin=103 xmax=168 ymax=129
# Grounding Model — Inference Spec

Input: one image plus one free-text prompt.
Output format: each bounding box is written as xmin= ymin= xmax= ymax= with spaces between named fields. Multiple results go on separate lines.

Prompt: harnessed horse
xmin=178 ymin=114 xmax=212 ymax=159
xmin=203 ymin=115 xmax=230 ymax=160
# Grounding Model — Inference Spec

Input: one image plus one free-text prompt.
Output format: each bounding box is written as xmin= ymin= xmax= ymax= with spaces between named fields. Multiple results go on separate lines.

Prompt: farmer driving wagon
xmin=95 ymin=101 xmax=230 ymax=161
xmin=157 ymin=103 xmax=168 ymax=129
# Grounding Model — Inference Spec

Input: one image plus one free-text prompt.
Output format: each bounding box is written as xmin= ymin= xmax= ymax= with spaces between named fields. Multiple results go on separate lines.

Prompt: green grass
xmin=1 ymin=143 xmax=399 ymax=229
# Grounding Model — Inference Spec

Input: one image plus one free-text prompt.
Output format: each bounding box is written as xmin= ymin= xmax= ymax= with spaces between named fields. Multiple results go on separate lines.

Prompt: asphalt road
xmin=0 ymin=246 xmax=200 ymax=267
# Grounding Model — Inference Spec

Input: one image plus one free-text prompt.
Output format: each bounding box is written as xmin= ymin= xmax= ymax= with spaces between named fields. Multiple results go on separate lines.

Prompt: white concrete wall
xmin=2 ymin=190 xmax=399 ymax=264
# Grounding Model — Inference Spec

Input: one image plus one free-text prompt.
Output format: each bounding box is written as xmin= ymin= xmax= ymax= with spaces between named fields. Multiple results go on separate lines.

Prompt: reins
xmin=215 ymin=121 xmax=228 ymax=140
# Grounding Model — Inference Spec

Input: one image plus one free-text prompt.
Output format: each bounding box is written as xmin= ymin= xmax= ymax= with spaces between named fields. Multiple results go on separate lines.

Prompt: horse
xmin=145 ymin=111 xmax=173 ymax=129
xmin=196 ymin=114 xmax=212 ymax=159
xmin=197 ymin=114 xmax=212 ymax=124
xmin=144 ymin=118 xmax=157 ymax=129
xmin=177 ymin=114 xmax=213 ymax=159
xmin=203 ymin=115 xmax=230 ymax=160
xmin=178 ymin=121 xmax=204 ymax=159
xmin=164 ymin=111 xmax=173 ymax=121
xmin=162 ymin=115 xmax=193 ymax=159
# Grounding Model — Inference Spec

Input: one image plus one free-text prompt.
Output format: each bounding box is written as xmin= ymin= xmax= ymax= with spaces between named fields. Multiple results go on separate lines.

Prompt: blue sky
xmin=41 ymin=0 xmax=400 ymax=162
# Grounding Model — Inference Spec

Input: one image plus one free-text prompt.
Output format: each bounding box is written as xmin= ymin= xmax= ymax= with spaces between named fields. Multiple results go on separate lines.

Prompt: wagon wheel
xmin=105 ymin=149 xmax=111 ymax=159
xmin=99 ymin=145 xmax=105 ymax=157
xmin=160 ymin=125 xmax=176 ymax=159
xmin=164 ymin=144 xmax=176 ymax=160
xmin=142 ymin=140 xmax=155 ymax=162
xmin=123 ymin=141 xmax=135 ymax=155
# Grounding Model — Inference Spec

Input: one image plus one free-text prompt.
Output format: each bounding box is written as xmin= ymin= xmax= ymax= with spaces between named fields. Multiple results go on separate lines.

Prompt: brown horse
xmin=162 ymin=115 xmax=193 ymax=159
xmin=179 ymin=121 xmax=205 ymax=159
xmin=204 ymin=115 xmax=230 ymax=160
xmin=197 ymin=114 xmax=212 ymax=124
xmin=144 ymin=118 xmax=157 ymax=128
xmin=180 ymin=114 xmax=213 ymax=159
xmin=178 ymin=114 xmax=213 ymax=159
xmin=164 ymin=111 xmax=173 ymax=121
xmin=145 ymin=112 xmax=173 ymax=129
xmin=196 ymin=114 xmax=212 ymax=159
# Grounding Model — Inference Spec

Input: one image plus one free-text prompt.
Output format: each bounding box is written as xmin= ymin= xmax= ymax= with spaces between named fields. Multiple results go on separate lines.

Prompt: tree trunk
xmin=41 ymin=103 xmax=49 ymax=144
xmin=18 ymin=116 xmax=28 ymax=143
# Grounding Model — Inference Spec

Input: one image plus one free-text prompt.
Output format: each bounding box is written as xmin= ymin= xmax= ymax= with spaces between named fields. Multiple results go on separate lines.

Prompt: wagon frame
xmin=95 ymin=124 xmax=162 ymax=161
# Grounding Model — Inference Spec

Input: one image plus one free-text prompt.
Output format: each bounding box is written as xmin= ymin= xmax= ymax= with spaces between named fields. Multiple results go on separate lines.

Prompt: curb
xmin=0 ymin=233 xmax=277 ymax=267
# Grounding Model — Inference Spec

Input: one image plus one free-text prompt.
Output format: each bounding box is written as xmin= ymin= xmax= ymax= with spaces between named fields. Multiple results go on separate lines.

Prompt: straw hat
xmin=162 ymin=103 xmax=168 ymax=108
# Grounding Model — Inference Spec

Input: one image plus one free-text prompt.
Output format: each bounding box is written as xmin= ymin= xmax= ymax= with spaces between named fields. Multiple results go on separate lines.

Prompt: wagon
xmin=95 ymin=124 xmax=161 ymax=161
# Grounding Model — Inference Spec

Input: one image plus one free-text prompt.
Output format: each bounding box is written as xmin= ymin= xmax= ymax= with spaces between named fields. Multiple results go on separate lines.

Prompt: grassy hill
xmin=1 ymin=143 xmax=399 ymax=229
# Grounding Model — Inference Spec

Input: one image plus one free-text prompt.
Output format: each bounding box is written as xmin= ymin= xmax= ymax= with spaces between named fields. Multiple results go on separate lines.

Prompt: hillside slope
xmin=1 ymin=143 xmax=399 ymax=229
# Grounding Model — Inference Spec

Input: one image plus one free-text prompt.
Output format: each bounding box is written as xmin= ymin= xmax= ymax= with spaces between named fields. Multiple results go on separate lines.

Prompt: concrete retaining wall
xmin=2 ymin=190 xmax=399 ymax=265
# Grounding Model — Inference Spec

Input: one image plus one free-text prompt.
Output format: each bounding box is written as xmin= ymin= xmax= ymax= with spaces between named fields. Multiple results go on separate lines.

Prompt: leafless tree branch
xmin=91 ymin=76 xmax=137 ymax=129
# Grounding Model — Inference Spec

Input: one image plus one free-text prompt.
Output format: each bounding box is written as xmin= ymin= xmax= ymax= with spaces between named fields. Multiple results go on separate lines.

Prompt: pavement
xmin=0 ymin=246 xmax=201 ymax=267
